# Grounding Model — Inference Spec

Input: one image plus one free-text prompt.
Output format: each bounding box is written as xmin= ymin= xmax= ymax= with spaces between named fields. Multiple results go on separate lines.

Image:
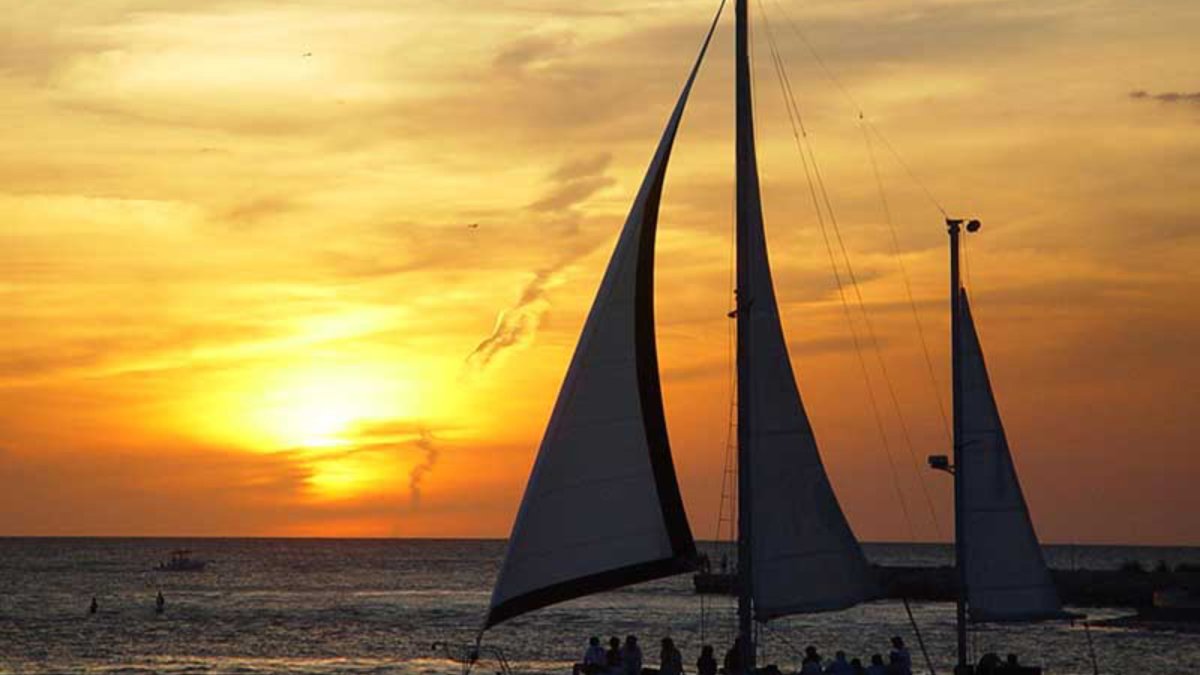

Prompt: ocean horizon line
xmin=1 ymin=534 xmax=1197 ymax=550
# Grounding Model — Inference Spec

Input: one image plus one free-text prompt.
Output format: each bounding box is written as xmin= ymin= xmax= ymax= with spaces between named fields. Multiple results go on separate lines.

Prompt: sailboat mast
xmin=949 ymin=218 xmax=968 ymax=673
xmin=735 ymin=0 xmax=757 ymax=670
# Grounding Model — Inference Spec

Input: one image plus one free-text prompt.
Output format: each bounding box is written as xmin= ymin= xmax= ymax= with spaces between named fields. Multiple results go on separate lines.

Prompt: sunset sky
xmin=2 ymin=0 xmax=1197 ymax=544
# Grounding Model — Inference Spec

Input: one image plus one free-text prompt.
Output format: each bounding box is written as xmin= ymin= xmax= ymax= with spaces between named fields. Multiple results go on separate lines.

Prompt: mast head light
xmin=966 ymin=219 xmax=981 ymax=233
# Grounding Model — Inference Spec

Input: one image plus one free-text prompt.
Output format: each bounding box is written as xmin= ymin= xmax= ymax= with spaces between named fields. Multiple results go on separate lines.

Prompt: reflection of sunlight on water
xmin=89 ymin=656 xmax=474 ymax=674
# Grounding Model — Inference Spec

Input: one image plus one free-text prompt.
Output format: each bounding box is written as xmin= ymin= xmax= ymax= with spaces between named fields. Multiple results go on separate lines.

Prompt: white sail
xmin=959 ymin=291 xmax=1065 ymax=622
xmin=742 ymin=227 xmax=876 ymax=619
xmin=734 ymin=15 xmax=875 ymax=616
xmin=483 ymin=7 xmax=725 ymax=629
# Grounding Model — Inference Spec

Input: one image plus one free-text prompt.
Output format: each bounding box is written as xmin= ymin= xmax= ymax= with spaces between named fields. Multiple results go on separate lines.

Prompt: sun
xmin=180 ymin=359 xmax=423 ymax=454
xmin=255 ymin=364 xmax=415 ymax=449
xmin=267 ymin=378 xmax=369 ymax=449
xmin=173 ymin=349 xmax=460 ymax=500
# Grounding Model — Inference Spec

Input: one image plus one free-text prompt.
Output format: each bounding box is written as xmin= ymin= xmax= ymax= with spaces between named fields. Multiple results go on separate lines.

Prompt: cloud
xmin=222 ymin=195 xmax=301 ymax=228
xmin=465 ymin=153 xmax=615 ymax=371
xmin=530 ymin=152 xmax=615 ymax=213
xmin=1129 ymin=90 xmax=1200 ymax=105
xmin=408 ymin=428 xmax=439 ymax=511
xmin=494 ymin=32 xmax=574 ymax=77
xmin=465 ymin=268 xmax=557 ymax=370
xmin=338 ymin=419 xmax=446 ymax=511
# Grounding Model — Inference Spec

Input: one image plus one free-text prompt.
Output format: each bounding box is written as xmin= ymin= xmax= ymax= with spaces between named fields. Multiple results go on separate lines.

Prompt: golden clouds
xmin=1 ymin=0 xmax=1198 ymax=541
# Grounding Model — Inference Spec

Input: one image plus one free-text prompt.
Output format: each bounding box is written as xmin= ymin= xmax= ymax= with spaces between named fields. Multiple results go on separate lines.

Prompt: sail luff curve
xmin=743 ymin=221 xmax=877 ymax=619
xmin=483 ymin=4 xmax=725 ymax=630
xmin=959 ymin=291 xmax=1065 ymax=622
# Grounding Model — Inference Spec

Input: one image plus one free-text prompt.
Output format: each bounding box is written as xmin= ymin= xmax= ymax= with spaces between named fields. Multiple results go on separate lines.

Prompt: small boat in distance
xmin=156 ymin=549 xmax=206 ymax=572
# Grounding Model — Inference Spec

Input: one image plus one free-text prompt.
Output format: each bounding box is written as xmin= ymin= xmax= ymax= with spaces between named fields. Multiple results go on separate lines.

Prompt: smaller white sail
xmin=959 ymin=291 xmax=1066 ymax=622
xmin=744 ymin=232 xmax=877 ymax=619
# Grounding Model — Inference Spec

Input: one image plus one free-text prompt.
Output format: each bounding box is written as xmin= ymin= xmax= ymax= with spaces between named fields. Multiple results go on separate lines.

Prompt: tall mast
xmin=735 ymin=0 xmax=758 ymax=670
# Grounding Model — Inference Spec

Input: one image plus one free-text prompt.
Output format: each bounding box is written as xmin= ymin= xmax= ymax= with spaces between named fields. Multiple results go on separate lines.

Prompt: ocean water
xmin=1 ymin=539 xmax=1197 ymax=674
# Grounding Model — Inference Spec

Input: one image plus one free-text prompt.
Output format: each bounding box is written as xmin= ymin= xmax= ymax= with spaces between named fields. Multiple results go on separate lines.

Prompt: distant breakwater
xmin=878 ymin=565 xmax=1197 ymax=608
xmin=696 ymin=564 xmax=1199 ymax=609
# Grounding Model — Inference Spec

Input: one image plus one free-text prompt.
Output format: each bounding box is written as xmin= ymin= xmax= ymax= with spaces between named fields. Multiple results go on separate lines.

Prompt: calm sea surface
xmin=1 ymin=539 xmax=1197 ymax=674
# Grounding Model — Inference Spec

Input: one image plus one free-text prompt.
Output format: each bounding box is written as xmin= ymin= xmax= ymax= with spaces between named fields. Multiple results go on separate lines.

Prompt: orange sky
xmin=1 ymin=0 xmax=1197 ymax=544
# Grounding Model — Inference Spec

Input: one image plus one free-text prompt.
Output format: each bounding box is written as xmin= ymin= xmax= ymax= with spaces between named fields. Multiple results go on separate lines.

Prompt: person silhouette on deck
xmin=800 ymin=646 xmax=823 ymax=674
xmin=849 ymin=658 xmax=866 ymax=675
xmin=575 ymin=636 xmax=606 ymax=675
xmin=975 ymin=653 xmax=1002 ymax=674
xmin=864 ymin=654 xmax=886 ymax=675
xmin=622 ymin=635 xmax=643 ymax=675
xmin=825 ymin=650 xmax=853 ymax=674
xmin=723 ymin=636 xmax=744 ymax=675
xmin=606 ymin=637 xmax=624 ymax=675
xmin=998 ymin=653 xmax=1027 ymax=674
xmin=89 ymin=597 xmax=98 ymax=615
xmin=660 ymin=637 xmax=683 ymax=675
xmin=887 ymin=638 xmax=911 ymax=675
xmin=697 ymin=645 xmax=718 ymax=675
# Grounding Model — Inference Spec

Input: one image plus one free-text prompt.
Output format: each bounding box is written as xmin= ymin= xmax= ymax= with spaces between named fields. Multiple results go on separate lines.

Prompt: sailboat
xmin=935 ymin=219 xmax=1074 ymax=673
xmin=477 ymin=1 xmax=1068 ymax=673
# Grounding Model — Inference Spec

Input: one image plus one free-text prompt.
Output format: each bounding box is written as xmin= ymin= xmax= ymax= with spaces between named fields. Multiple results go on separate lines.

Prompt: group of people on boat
xmin=792 ymin=637 xmax=911 ymax=675
xmin=574 ymin=635 xmax=649 ymax=675
xmin=973 ymin=653 xmax=1038 ymax=675
xmin=576 ymin=635 xmax=916 ymax=675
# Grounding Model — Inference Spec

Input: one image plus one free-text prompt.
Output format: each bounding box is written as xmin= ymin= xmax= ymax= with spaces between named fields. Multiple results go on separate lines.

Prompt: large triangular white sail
xmin=959 ymin=291 xmax=1065 ymax=622
xmin=483 ymin=7 xmax=726 ymax=629
xmin=734 ymin=0 xmax=874 ymax=618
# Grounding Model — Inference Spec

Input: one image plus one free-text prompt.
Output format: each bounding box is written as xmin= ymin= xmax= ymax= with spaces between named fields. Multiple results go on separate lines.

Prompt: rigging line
xmin=765 ymin=0 xmax=943 ymax=537
xmin=759 ymin=2 xmax=917 ymax=540
xmin=765 ymin=0 xmax=953 ymax=476
xmin=807 ymin=116 xmax=944 ymax=540
xmin=768 ymin=0 xmax=949 ymax=219
xmin=757 ymin=1 xmax=916 ymax=540
xmin=717 ymin=179 xmax=738 ymax=546
xmin=901 ymin=597 xmax=938 ymax=675
xmin=765 ymin=13 xmax=941 ymax=543
xmin=861 ymin=126 xmax=946 ymax=537
xmin=760 ymin=5 xmax=928 ymax=538
xmin=757 ymin=622 xmax=807 ymax=663
xmin=770 ymin=0 xmax=863 ymax=115
xmin=864 ymin=127 xmax=952 ymax=446
xmin=867 ymin=123 xmax=948 ymax=218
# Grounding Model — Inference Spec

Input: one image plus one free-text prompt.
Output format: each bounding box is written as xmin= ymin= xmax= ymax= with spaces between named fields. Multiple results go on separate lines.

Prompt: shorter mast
xmin=939 ymin=217 xmax=1066 ymax=672
xmin=948 ymin=218 xmax=971 ymax=674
